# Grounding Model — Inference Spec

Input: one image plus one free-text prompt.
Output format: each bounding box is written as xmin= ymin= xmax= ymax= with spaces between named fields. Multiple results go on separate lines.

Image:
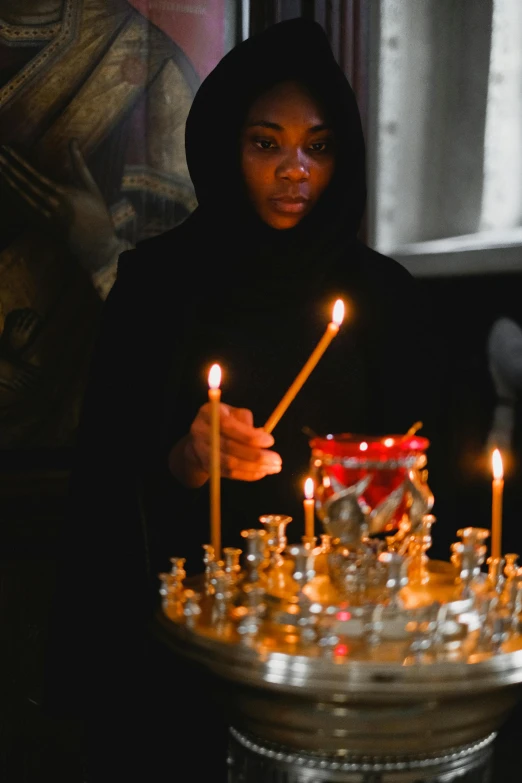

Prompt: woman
xmin=45 ymin=17 xmax=438 ymax=781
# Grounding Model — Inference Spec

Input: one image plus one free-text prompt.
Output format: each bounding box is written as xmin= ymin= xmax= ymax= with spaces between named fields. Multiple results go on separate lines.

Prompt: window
xmin=368 ymin=0 xmax=522 ymax=277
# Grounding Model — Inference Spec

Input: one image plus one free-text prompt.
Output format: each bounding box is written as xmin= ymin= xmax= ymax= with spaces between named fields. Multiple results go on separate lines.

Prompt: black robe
xmin=44 ymin=18 xmax=441 ymax=781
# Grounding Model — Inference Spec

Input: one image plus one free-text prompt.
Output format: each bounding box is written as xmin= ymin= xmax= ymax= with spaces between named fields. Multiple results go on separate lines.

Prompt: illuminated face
xmin=240 ymin=80 xmax=336 ymax=229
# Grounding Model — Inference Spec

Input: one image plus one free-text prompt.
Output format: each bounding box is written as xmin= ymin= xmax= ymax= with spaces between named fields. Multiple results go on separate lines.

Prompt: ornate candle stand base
xmin=227 ymin=728 xmax=495 ymax=783
xmin=155 ymin=433 xmax=522 ymax=782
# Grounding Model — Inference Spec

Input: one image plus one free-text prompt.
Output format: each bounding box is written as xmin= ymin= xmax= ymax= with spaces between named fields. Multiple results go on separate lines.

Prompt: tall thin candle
xmin=264 ymin=299 xmax=345 ymax=434
xmin=303 ymin=477 xmax=315 ymax=539
xmin=491 ymin=448 xmax=504 ymax=560
xmin=208 ymin=363 xmax=222 ymax=559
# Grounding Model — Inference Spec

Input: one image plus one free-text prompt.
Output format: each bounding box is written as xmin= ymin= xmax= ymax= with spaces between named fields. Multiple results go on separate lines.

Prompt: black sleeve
xmin=44 ymin=242 xmax=229 ymax=776
xmin=361 ymin=253 xmax=442 ymax=439
xmin=43 ymin=250 xmax=161 ymax=719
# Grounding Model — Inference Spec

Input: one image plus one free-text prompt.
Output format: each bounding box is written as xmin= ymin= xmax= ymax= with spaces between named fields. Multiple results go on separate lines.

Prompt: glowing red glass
xmin=310 ymin=433 xmax=430 ymax=530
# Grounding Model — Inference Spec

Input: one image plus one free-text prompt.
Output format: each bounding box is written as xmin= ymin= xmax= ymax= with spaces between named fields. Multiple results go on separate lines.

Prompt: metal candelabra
xmin=155 ymin=435 xmax=522 ymax=783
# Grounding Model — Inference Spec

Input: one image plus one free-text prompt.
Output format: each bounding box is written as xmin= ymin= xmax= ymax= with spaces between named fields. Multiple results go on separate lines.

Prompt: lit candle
xmin=303 ymin=477 xmax=315 ymax=539
xmin=491 ymin=448 xmax=504 ymax=560
xmin=208 ymin=363 xmax=222 ymax=559
xmin=264 ymin=299 xmax=345 ymax=434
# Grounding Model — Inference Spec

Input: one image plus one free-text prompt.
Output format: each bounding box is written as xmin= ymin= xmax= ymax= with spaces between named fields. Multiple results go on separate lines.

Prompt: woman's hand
xmin=168 ymin=403 xmax=282 ymax=488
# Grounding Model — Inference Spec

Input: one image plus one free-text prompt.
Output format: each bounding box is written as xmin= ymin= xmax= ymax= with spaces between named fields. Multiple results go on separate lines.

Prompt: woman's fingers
xmin=222 ymin=467 xmax=277 ymax=482
xmin=220 ymin=434 xmax=281 ymax=474
xmin=225 ymin=407 xmax=274 ymax=447
xmin=193 ymin=437 xmax=281 ymax=480
xmin=197 ymin=402 xmax=274 ymax=447
xmin=228 ymin=406 xmax=253 ymax=427
xmin=190 ymin=403 xmax=281 ymax=480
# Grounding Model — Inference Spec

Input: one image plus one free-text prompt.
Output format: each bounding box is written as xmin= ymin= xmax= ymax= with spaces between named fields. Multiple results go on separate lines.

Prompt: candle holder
xmin=310 ymin=432 xmax=431 ymax=537
xmin=154 ymin=432 xmax=522 ymax=783
xmin=259 ymin=514 xmax=294 ymax=598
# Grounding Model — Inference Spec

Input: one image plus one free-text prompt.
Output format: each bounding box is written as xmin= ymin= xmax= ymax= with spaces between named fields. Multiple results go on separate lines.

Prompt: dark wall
xmin=420 ymin=270 xmax=522 ymax=562
xmin=1 ymin=470 xmax=85 ymax=779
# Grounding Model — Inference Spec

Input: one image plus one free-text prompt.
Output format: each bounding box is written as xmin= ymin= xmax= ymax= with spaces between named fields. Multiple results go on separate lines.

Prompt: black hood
xmin=185 ymin=17 xmax=366 ymax=237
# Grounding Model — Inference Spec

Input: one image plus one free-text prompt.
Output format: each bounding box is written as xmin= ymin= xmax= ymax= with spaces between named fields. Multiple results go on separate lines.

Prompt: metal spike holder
xmin=154 ymin=434 xmax=522 ymax=782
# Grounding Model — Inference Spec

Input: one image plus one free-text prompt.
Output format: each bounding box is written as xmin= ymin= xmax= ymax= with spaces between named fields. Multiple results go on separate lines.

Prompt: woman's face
xmin=240 ymin=80 xmax=336 ymax=229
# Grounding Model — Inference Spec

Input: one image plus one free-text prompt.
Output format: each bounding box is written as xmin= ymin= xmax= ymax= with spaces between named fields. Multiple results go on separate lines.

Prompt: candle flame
xmin=208 ymin=363 xmax=221 ymax=389
xmin=304 ymin=477 xmax=314 ymax=499
xmin=332 ymin=299 xmax=345 ymax=326
xmin=492 ymin=448 xmax=503 ymax=480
